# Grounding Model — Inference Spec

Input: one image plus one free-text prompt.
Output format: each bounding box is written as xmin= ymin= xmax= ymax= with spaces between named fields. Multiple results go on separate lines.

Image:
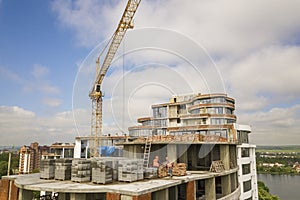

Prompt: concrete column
xmin=205 ymin=177 xmax=216 ymax=200
xmin=58 ymin=193 xmax=67 ymax=200
xmin=120 ymin=195 xmax=132 ymax=200
xmin=167 ymin=144 xmax=177 ymax=163
xmin=18 ymin=188 xmax=33 ymax=200
xmin=220 ymin=145 xmax=230 ymax=170
xmin=221 ymin=175 xmax=231 ymax=196
xmin=70 ymin=193 xmax=86 ymax=200
xmin=152 ymin=188 xmax=168 ymax=200
xmin=186 ymin=181 xmax=195 ymax=200
xmin=177 ymin=144 xmax=188 ymax=164
xmin=231 ymin=173 xmax=237 ymax=191
xmin=191 ymin=145 xmax=197 ymax=169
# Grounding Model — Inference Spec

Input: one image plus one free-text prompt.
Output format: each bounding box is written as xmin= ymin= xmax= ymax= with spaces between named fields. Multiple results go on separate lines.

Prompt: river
xmin=257 ymin=174 xmax=300 ymax=200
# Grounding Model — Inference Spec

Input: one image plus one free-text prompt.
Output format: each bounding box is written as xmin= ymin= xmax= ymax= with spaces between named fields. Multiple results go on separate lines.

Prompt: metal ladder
xmin=143 ymin=137 xmax=151 ymax=168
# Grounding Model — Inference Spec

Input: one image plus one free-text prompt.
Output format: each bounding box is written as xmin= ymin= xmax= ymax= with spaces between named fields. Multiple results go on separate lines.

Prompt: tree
xmin=258 ymin=181 xmax=280 ymax=200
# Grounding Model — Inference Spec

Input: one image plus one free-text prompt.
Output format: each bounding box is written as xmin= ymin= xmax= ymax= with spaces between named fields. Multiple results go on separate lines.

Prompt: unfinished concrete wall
xmin=205 ymin=177 xmax=216 ymax=200
xmin=220 ymin=145 xmax=230 ymax=170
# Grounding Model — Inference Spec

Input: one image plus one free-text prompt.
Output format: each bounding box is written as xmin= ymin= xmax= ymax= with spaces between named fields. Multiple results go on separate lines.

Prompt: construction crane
xmin=89 ymin=0 xmax=142 ymax=157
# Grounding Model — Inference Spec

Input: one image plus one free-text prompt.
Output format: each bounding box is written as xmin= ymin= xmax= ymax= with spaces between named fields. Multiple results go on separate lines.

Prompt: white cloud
xmin=42 ymin=98 xmax=62 ymax=107
xmin=51 ymin=0 xmax=300 ymax=56
xmin=0 ymin=106 xmax=89 ymax=145
xmin=32 ymin=64 xmax=49 ymax=79
xmin=239 ymin=105 xmax=300 ymax=145
xmin=51 ymin=0 xmax=300 ymax=145
xmin=222 ymin=45 xmax=300 ymax=112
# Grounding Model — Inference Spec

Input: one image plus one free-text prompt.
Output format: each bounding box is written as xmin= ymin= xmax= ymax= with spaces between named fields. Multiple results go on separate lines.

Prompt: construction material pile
xmin=158 ymin=166 xmax=168 ymax=178
xmin=118 ymin=159 xmax=143 ymax=182
xmin=210 ymin=160 xmax=225 ymax=173
xmin=40 ymin=159 xmax=55 ymax=179
xmin=71 ymin=159 xmax=91 ymax=183
xmin=91 ymin=159 xmax=113 ymax=184
xmin=135 ymin=134 xmax=227 ymax=143
xmin=144 ymin=167 xmax=158 ymax=179
xmin=54 ymin=159 xmax=72 ymax=180
xmin=172 ymin=163 xmax=187 ymax=176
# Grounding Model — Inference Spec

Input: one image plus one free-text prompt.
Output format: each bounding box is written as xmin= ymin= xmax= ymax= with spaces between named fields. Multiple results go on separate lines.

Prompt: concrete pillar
xmin=186 ymin=181 xmax=195 ymax=200
xmin=70 ymin=193 xmax=86 ymax=200
xmin=58 ymin=193 xmax=67 ymax=200
xmin=191 ymin=145 xmax=197 ymax=169
xmin=231 ymin=173 xmax=237 ymax=191
xmin=221 ymin=175 xmax=231 ymax=196
xmin=18 ymin=188 xmax=33 ymax=200
xmin=152 ymin=188 xmax=168 ymax=200
xmin=177 ymin=144 xmax=188 ymax=164
xmin=120 ymin=195 xmax=132 ymax=200
xmin=205 ymin=177 xmax=216 ymax=200
xmin=167 ymin=144 xmax=177 ymax=163
xmin=220 ymin=145 xmax=230 ymax=170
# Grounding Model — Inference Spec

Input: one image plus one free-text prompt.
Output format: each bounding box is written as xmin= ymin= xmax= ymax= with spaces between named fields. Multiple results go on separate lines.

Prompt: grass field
xmin=256 ymin=145 xmax=300 ymax=153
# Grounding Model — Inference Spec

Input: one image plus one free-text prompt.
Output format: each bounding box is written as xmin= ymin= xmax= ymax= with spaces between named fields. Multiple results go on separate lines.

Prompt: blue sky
xmin=0 ymin=0 xmax=86 ymax=114
xmin=0 ymin=0 xmax=300 ymax=146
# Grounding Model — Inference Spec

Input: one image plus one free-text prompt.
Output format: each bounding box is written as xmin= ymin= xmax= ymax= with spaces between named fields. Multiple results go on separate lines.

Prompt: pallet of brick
xmin=91 ymin=159 xmax=113 ymax=184
xmin=136 ymin=159 xmax=144 ymax=180
xmin=173 ymin=135 xmax=182 ymax=142
xmin=158 ymin=165 xmax=168 ymax=178
xmin=102 ymin=157 xmax=126 ymax=181
xmin=40 ymin=159 xmax=55 ymax=179
xmin=118 ymin=159 xmax=143 ymax=182
xmin=54 ymin=158 xmax=72 ymax=180
xmin=172 ymin=163 xmax=186 ymax=176
xmin=144 ymin=167 xmax=158 ymax=179
xmin=71 ymin=159 xmax=91 ymax=183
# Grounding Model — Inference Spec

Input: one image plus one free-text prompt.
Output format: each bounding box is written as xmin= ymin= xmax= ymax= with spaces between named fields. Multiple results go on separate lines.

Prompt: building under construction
xmin=1 ymin=93 xmax=258 ymax=200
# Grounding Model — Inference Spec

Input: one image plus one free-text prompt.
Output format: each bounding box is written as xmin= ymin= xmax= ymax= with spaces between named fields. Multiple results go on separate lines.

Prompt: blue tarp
xmin=100 ymin=146 xmax=116 ymax=156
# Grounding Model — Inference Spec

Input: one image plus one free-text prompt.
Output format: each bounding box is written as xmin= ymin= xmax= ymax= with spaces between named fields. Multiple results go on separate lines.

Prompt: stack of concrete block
xmin=118 ymin=159 xmax=143 ymax=182
xmin=136 ymin=159 xmax=144 ymax=180
xmin=71 ymin=159 xmax=91 ymax=182
xmin=54 ymin=158 xmax=72 ymax=180
xmin=101 ymin=157 xmax=127 ymax=180
xmin=40 ymin=159 xmax=55 ymax=179
xmin=91 ymin=159 xmax=113 ymax=184
xmin=144 ymin=167 xmax=158 ymax=179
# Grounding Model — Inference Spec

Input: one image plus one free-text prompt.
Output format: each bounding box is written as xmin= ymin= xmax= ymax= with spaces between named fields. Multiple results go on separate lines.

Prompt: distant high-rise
xmin=19 ymin=142 xmax=41 ymax=174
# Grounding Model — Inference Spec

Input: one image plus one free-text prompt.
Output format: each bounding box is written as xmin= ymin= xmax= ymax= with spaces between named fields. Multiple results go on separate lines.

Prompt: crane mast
xmin=89 ymin=0 xmax=142 ymax=157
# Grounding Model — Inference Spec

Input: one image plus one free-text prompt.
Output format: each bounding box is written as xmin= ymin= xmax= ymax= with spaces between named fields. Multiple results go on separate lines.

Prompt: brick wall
xmin=0 ymin=179 xmax=19 ymax=200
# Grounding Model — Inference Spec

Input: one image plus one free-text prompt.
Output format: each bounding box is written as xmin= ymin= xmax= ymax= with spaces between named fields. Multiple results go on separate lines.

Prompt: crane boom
xmin=89 ymin=0 xmax=142 ymax=157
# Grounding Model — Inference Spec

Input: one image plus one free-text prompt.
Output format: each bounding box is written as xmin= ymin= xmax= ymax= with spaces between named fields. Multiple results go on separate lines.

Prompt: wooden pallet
xmin=210 ymin=160 xmax=225 ymax=173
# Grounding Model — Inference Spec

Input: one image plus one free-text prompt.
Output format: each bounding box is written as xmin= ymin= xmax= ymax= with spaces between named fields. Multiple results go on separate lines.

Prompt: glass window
xmin=242 ymin=148 xmax=250 ymax=157
xmin=243 ymin=180 xmax=252 ymax=192
xmin=242 ymin=164 xmax=251 ymax=175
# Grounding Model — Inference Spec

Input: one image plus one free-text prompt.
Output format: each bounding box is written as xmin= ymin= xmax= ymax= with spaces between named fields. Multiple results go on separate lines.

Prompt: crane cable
xmin=122 ymin=36 xmax=126 ymax=134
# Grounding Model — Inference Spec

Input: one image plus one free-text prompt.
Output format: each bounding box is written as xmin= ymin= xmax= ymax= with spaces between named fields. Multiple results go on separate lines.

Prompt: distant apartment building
xmin=43 ymin=142 xmax=75 ymax=159
xmin=19 ymin=142 xmax=41 ymax=174
xmin=19 ymin=142 xmax=74 ymax=174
